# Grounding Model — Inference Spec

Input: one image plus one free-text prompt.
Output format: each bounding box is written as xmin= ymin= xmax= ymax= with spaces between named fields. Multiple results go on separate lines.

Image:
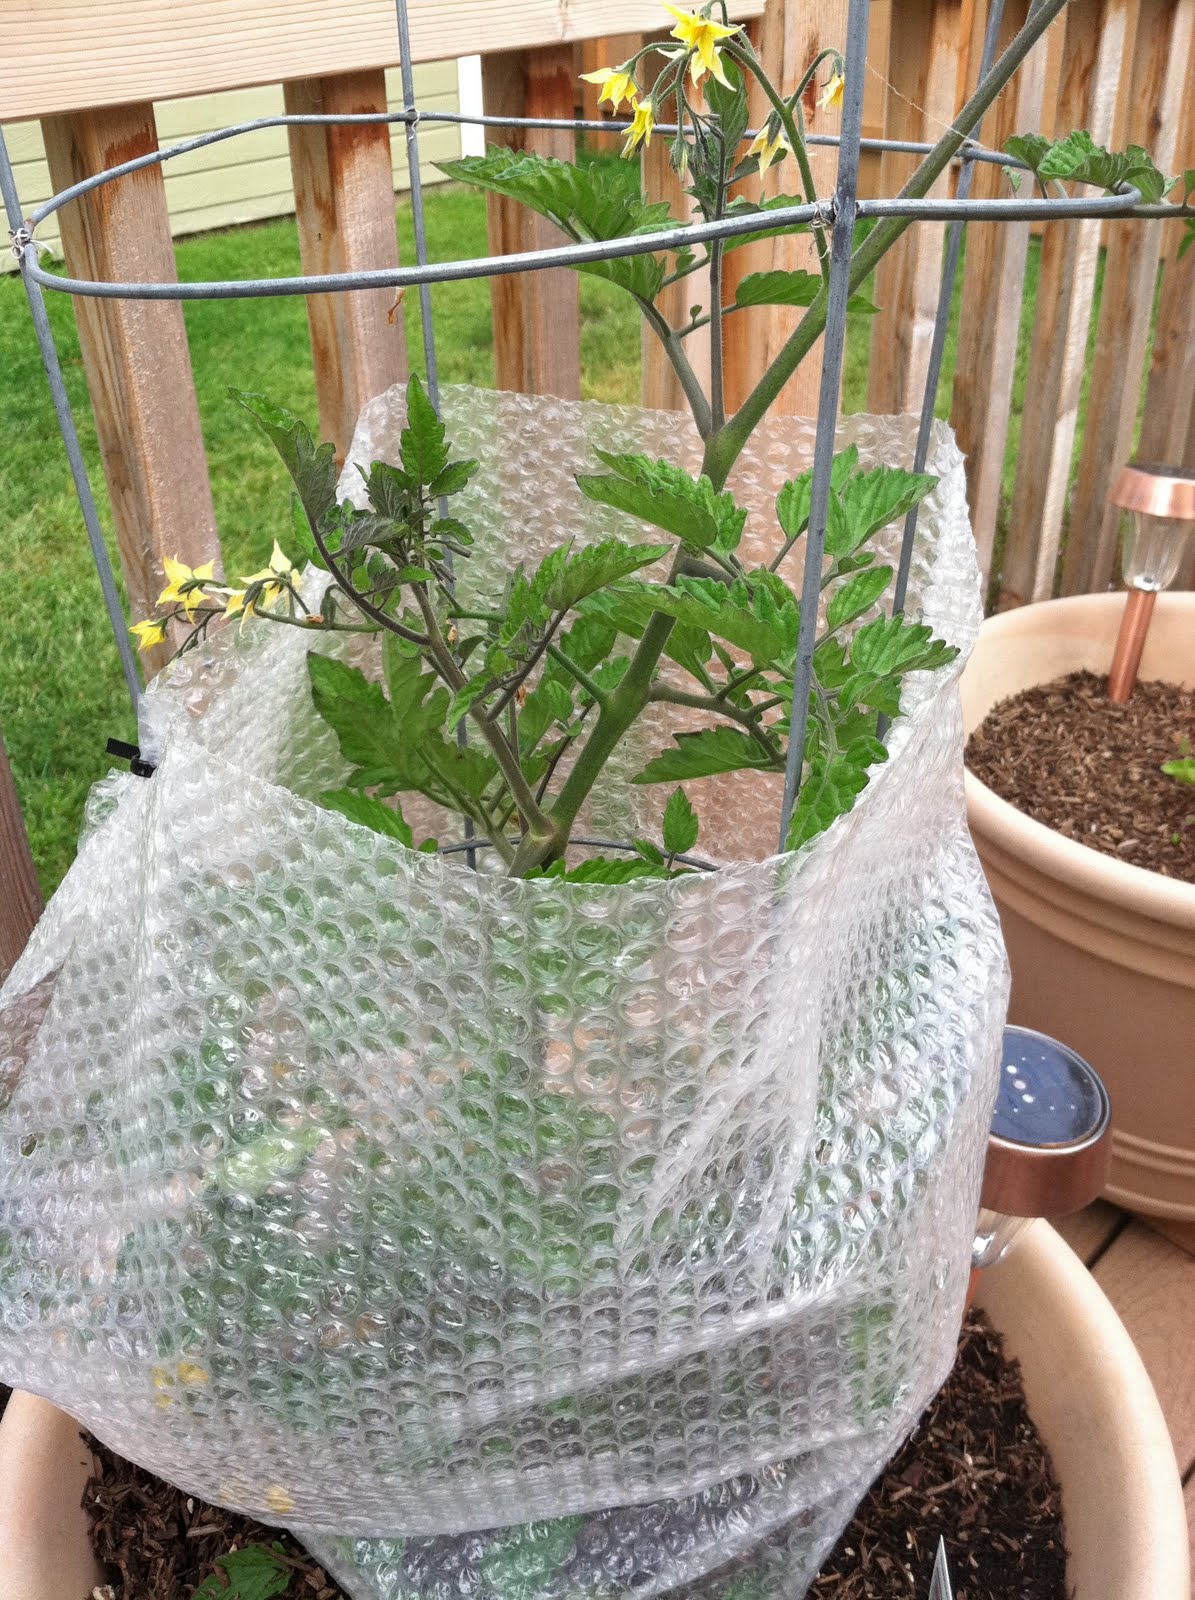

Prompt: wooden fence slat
xmin=0 ymin=735 xmax=42 ymax=981
xmin=866 ymin=0 xmax=971 ymax=417
xmin=1136 ymin=90 xmax=1195 ymax=474
xmin=481 ymin=46 xmax=580 ymax=399
xmin=1061 ymin=0 xmax=1195 ymax=595
xmin=285 ymin=71 xmax=407 ymax=462
xmin=998 ymin=0 xmax=1129 ymax=607
xmin=722 ymin=0 xmax=850 ymax=418
xmin=40 ymin=102 xmax=219 ymax=676
xmin=950 ymin=0 xmax=1056 ymax=587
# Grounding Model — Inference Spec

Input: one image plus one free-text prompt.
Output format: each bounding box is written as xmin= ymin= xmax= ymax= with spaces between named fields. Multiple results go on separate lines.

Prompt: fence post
xmin=481 ymin=46 xmax=581 ymax=399
xmin=866 ymin=0 xmax=971 ymax=416
xmin=40 ymin=103 xmax=219 ymax=673
xmin=722 ymin=0 xmax=850 ymax=416
xmin=1062 ymin=0 xmax=1195 ymax=594
xmin=0 ymin=736 xmax=41 ymax=981
xmin=950 ymin=0 xmax=1056 ymax=587
xmin=285 ymin=70 xmax=408 ymax=462
xmin=998 ymin=0 xmax=1129 ymax=607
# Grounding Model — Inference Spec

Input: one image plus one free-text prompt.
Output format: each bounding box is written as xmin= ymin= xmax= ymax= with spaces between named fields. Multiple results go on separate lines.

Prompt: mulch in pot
xmin=60 ymin=1308 xmax=1066 ymax=1599
xmin=966 ymin=669 xmax=1195 ymax=882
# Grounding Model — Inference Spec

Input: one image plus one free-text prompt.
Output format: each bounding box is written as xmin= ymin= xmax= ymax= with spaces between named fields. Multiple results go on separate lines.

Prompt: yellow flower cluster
xmin=129 ymin=542 xmax=298 ymax=652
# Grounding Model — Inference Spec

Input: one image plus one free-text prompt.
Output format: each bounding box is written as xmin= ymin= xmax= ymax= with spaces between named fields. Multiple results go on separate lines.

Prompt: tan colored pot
xmin=962 ymin=592 xmax=1195 ymax=1221
xmin=0 ymin=1223 xmax=1186 ymax=1600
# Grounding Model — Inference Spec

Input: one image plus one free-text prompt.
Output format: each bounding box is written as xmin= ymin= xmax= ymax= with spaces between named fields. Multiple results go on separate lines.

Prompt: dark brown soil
xmin=967 ymin=669 xmax=1195 ymax=881
xmin=62 ymin=1309 xmax=1065 ymax=1600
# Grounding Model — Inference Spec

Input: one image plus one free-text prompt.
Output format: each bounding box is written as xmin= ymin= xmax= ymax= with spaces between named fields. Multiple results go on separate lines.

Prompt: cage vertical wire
xmin=0 ymin=0 xmax=1183 ymax=843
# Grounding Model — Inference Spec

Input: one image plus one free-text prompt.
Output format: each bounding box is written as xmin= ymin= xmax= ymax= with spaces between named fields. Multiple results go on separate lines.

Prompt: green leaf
xmin=786 ymin=736 xmax=888 ymax=852
xmin=734 ymin=270 xmax=877 ymax=315
xmin=400 ymin=374 xmax=450 ymax=486
xmin=307 ymin=654 xmax=394 ymax=770
xmin=826 ymin=565 xmax=893 ymax=631
xmin=439 ymin=148 xmax=678 ymax=301
xmin=577 ymin=452 xmax=746 ymax=554
xmin=429 ymin=458 xmax=479 ymax=498
xmin=635 ymin=727 xmax=778 ymax=784
xmin=1004 ymin=130 xmax=1169 ymax=204
xmin=193 ymin=1544 xmax=292 ymax=1600
xmin=1163 ymin=757 xmax=1195 ymax=786
xmin=831 ymin=467 xmax=937 ymax=557
xmin=662 ymin=786 xmax=700 ymax=855
xmin=446 ymin=676 xmax=493 ymax=734
xmin=232 ymin=391 xmax=338 ymax=537
xmin=596 ymin=577 xmax=792 ymax=666
xmin=479 ymin=1516 xmax=584 ymax=1595
xmin=720 ymin=193 xmax=812 ymax=254
xmin=536 ymin=537 xmax=671 ymax=612
xmin=848 ymin=614 xmax=956 ymax=679
xmin=776 ymin=447 xmax=860 ymax=544
xmin=319 ymin=788 xmax=414 ymax=846
xmin=532 ymin=857 xmax=672 ymax=884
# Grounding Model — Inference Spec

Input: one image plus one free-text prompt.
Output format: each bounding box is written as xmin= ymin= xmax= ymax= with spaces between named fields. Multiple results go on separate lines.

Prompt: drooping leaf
xmin=193 ymin=1543 xmax=293 ymax=1600
xmin=535 ymin=537 xmax=671 ymax=613
xmin=320 ymin=788 xmax=414 ymax=846
xmin=785 ymin=736 xmax=888 ymax=851
xmin=733 ymin=269 xmax=877 ymax=315
xmin=825 ymin=565 xmax=893 ymax=631
xmin=662 ymin=786 xmax=700 ymax=855
xmin=635 ymin=727 xmax=779 ymax=784
xmin=233 ymin=391 xmax=339 ymax=536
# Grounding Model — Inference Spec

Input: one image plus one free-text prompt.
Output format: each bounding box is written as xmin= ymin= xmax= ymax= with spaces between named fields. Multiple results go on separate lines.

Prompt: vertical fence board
xmin=1062 ymin=0 xmax=1195 ymax=594
xmin=40 ymin=102 xmax=219 ymax=673
xmin=1137 ymin=87 xmax=1195 ymax=473
xmin=285 ymin=70 xmax=407 ymax=462
xmin=0 ymin=735 xmax=41 ymax=980
xmin=998 ymin=0 xmax=1129 ymax=606
xmin=722 ymin=0 xmax=850 ymax=417
xmin=949 ymin=0 xmax=1054 ymax=586
xmin=640 ymin=38 xmax=711 ymax=415
xmin=866 ymin=0 xmax=971 ymax=416
xmin=481 ymin=46 xmax=580 ymax=399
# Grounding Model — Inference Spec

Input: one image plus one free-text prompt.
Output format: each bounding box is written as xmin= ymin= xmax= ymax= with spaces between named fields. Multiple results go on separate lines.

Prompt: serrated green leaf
xmin=1004 ymin=130 xmax=1169 ymax=204
xmin=193 ymin=1543 xmax=292 ymax=1600
xmin=1163 ymin=757 xmax=1195 ymax=785
xmin=848 ymin=614 xmax=955 ymax=678
xmin=662 ymin=786 xmax=699 ymax=855
xmin=776 ymin=448 xmax=860 ymax=544
xmin=233 ymin=391 xmax=339 ymax=537
xmin=446 ymin=676 xmax=493 ymax=733
xmin=720 ymin=193 xmax=812 ymax=254
xmin=600 ymin=577 xmax=791 ymax=665
xmin=733 ymin=270 xmax=877 ymax=315
xmin=320 ymin=788 xmax=414 ymax=846
xmin=429 ymin=458 xmax=479 ymax=498
xmin=531 ymin=858 xmax=671 ymax=884
xmin=536 ymin=537 xmax=670 ymax=613
xmin=635 ymin=727 xmax=778 ymax=783
xmin=439 ymin=149 xmax=677 ymax=300
xmin=580 ymin=451 xmax=747 ymax=555
xmin=826 ymin=565 xmax=893 ymax=631
xmin=400 ymin=374 xmax=450 ymax=486
xmin=832 ymin=467 xmax=938 ymax=555
xmin=786 ymin=736 xmax=888 ymax=852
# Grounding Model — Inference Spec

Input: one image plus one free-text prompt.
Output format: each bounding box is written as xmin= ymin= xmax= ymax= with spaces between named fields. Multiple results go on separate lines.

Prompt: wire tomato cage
xmin=0 ymin=0 xmax=1186 ymax=850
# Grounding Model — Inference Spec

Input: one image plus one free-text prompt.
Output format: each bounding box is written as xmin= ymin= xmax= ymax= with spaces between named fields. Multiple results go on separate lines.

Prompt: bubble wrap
xmin=0 ymin=388 xmax=1008 ymax=1600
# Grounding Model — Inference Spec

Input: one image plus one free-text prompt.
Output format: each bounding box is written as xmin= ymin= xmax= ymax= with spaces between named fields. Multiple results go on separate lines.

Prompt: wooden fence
xmin=0 ymin=0 xmax=1193 ymax=969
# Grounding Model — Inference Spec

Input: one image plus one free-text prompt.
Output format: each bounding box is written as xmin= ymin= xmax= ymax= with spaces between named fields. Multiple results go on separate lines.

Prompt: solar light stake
xmin=1106 ymin=464 xmax=1195 ymax=703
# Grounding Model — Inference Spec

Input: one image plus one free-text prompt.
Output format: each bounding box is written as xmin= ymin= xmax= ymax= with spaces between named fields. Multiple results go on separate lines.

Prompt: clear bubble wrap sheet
xmin=0 ymin=389 xmax=1008 ymax=1600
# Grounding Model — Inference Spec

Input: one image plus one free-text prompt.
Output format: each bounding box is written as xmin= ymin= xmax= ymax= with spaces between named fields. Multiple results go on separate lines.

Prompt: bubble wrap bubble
xmin=0 ymin=388 xmax=1007 ymax=1600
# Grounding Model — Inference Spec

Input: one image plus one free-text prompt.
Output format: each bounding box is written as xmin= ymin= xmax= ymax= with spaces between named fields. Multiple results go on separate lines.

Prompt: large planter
xmin=1 ymin=1223 xmax=1186 ymax=1600
xmin=962 ymin=592 xmax=1195 ymax=1221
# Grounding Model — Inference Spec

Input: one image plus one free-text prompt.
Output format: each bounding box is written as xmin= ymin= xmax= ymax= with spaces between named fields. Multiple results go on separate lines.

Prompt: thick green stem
xmin=636 ymin=294 xmax=713 ymax=436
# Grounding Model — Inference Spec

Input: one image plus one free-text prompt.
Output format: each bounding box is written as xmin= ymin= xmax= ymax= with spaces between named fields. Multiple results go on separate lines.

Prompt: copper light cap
xmin=1108 ymin=463 xmax=1195 ymax=520
xmin=980 ymin=1025 xmax=1112 ymax=1220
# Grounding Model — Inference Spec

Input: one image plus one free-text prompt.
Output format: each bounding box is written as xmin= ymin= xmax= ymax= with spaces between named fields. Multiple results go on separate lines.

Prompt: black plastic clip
xmin=106 ymin=738 xmax=156 ymax=779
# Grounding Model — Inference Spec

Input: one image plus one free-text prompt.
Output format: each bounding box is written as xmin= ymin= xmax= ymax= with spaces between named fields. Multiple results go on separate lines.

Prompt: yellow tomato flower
xmin=579 ymin=66 xmax=637 ymax=113
xmin=818 ymin=71 xmax=845 ymax=112
xmin=157 ymin=556 xmax=216 ymax=616
xmin=748 ymin=126 xmax=789 ymax=182
xmin=129 ymin=618 xmax=168 ymax=652
xmin=663 ymin=2 xmax=741 ymax=88
xmin=223 ymin=590 xmax=248 ymax=619
xmin=265 ymin=1484 xmax=296 ymax=1514
xmin=239 ymin=540 xmax=297 ymax=610
xmin=622 ymin=98 xmax=656 ymax=158
xmin=176 ymin=1359 xmax=209 ymax=1385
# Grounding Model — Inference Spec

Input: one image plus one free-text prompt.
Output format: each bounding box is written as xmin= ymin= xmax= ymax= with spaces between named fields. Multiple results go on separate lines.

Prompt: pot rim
xmin=964 ymin=593 xmax=1195 ymax=931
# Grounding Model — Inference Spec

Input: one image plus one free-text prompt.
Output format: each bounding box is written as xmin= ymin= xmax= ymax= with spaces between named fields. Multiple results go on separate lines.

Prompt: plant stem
xmin=649 ymin=682 xmax=783 ymax=762
xmin=709 ymin=134 xmax=728 ymax=433
xmin=544 ymin=644 xmax=610 ymax=708
xmin=636 ymin=294 xmax=714 ymax=436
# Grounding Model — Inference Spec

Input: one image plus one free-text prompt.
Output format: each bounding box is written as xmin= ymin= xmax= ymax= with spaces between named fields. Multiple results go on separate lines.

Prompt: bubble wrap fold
xmin=0 ymin=389 xmax=1007 ymax=1600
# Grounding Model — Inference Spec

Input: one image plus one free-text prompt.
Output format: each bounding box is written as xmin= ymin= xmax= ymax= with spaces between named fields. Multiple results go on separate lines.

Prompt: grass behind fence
xmin=1 ymin=175 xmax=1063 ymax=896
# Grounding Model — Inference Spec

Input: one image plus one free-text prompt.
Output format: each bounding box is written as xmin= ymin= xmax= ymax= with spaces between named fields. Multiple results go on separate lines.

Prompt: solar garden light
xmin=972 ymin=1024 xmax=1112 ymax=1274
xmin=1106 ymin=464 xmax=1195 ymax=703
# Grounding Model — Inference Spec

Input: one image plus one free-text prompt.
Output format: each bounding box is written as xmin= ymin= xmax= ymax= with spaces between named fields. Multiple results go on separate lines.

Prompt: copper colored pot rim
xmin=1108 ymin=463 xmax=1195 ymax=520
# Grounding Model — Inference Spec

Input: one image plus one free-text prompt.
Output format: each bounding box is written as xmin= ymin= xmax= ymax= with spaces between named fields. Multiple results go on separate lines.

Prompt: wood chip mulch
xmin=67 ymin=1308 xmax=1066 ymax=1599
xmin=966 ymin=668 xmax=1195 ymax=882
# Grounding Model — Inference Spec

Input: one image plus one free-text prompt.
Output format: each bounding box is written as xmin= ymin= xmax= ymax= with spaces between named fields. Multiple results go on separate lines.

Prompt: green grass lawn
xmin=0 ymin=170 xmax=1055 ymax=897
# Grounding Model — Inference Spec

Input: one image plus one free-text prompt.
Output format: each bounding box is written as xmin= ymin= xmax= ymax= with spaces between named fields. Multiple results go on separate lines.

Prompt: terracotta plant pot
xmin=0 ymin=1224 xmax=1186 ymax=1600
xmin=962 ymin=592 xmax=1195 ymax=1221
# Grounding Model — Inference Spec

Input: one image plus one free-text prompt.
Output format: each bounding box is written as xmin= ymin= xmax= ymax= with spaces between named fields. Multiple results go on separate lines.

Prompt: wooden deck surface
xmin=1052 ymin=1204 xmax=1195 ymax=1569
